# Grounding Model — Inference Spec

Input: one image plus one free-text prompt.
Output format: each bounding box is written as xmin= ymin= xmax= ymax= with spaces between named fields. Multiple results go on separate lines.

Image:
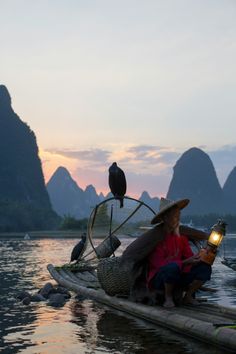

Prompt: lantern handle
xmin=211 ymin=219 xmax=227 ymax=236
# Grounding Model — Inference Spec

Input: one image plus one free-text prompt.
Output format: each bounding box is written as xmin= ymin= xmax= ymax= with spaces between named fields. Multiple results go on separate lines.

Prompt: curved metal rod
xmin=82 ymin=204 xmax=99 ymax=259
xmin=81 ymin=196 xmax=156 ymax=260
xmin=109 ymin=202 xmax=143 ymax=235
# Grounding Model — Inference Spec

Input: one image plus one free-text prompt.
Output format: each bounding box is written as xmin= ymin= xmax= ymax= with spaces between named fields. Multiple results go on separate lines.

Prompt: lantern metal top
xmin=211 ymin=219 xmax=227 ymax=236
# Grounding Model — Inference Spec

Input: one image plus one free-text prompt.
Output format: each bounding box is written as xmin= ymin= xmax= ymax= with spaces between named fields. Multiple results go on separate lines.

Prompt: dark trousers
xmin=151 ymin=262 xmax=212 ymax=291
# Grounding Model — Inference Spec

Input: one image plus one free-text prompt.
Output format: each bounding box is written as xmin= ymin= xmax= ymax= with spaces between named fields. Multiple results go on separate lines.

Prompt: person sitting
xmin=147 ymin=198 xmax=211 ymax=308
xmin=120 ymin=198 xmax=211 ymax=307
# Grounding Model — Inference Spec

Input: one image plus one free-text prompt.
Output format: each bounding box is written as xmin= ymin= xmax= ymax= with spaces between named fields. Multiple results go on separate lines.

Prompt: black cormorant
xmin=70 ymin=233 xmax=87 ymax=263
xmin=108 ymin=162 xmax=127 ymax=208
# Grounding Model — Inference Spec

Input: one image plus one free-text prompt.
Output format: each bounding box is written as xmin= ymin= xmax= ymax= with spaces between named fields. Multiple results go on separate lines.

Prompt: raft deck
xmin=47 ymin=264 xmax=236 ymax=352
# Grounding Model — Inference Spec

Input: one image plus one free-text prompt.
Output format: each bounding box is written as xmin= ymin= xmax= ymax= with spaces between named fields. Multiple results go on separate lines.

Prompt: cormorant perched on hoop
xmin=70 ymin=233 xmax=87 ymax=263
xmin=108 ymin=162 xmax=127 ymax=208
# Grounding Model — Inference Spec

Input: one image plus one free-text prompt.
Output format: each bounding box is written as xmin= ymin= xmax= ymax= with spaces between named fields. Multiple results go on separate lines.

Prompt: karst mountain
xmin=47 ymin=167 xmax=101 ymax=219
xmin=167 ymin=147 xmax=224 ymax=215
xmin=0 ymin=85 xmax=59 ymax=231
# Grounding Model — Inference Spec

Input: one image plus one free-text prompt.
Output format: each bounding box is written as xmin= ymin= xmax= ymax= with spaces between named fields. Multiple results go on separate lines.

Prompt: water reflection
xmin=69 ymin=299 xmax=225 ymax=354
xmin=69 ymin=300 xmax=104 ymax=352
xmin=1 ymin=236 xmax=236 ymax=353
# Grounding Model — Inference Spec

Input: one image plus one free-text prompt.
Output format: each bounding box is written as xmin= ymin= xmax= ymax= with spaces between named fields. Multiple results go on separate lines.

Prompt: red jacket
xmin=147 ymin=233 xmax=194 ymax=286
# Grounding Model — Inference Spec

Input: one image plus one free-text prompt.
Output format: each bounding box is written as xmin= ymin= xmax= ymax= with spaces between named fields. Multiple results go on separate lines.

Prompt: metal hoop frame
xmin=86 ymin=196 xmax=156 ymax=257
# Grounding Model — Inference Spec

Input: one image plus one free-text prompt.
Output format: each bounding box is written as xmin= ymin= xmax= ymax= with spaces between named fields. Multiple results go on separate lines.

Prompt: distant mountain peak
xmin=224 ymin=166 xmax=236 ymax=190
xmin=84 ymin=184 xmax=100 ymax=206
xmin=53 ymin=166 xmax=72 ymax=179
xmin=85 ymin=184 xmax=96 ymax=193
xmin=47 ymin=166 xmax=82 ymax=191
xmin=139 ymin=190 xmax=159 ymax=212
xmin=178 ymin=147 xmax=212 ymax=163
xmin=47 ymin=168 xmax=101 ymax=218
xmin=57 ymin=166 xmax=69 ymax=173
xmin=185 ymin=147 xmax=205 ymax=154
xmin=0 ymin=85 xmax=11 ymax=108
xmin=99 ymin=192 xmax=105 ymax=200
xmin=167 ymin=147 xmax=223 ymax=214
xmin=140 ymin=191 xmax=151 ymax=199
xmin=223 ymin=166 xmax=236 ymax=213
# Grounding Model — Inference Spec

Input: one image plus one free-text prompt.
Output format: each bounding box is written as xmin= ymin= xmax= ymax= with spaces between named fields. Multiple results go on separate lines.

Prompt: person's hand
xmin=183 ymin=254 xmax=201 ymax=265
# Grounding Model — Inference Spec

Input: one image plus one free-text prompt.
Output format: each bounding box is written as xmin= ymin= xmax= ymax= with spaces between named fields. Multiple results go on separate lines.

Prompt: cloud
xmin=45 ymin=145 xmax=180 ymax=172
xmin=45 ymin=148 xmax=111 ymax=168
xmin=118 ymin=145 xmax=180 ymax=175
xmin=126 ymin=145 xmax=179 ymax=162
xmin=208 ymin=145 xmax=236 ymax=162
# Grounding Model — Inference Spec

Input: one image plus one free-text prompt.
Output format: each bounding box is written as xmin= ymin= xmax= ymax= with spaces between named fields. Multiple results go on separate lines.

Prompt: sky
xmin=1 ymin=0 xmax=236 ymax=198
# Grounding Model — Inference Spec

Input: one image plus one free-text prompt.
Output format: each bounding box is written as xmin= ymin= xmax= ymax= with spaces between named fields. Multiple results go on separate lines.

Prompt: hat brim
xmin=151 ymin=199 xmax=190 ymax=225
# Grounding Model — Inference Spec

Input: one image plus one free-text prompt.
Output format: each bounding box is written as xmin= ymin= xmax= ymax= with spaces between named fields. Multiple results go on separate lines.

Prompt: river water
xmin=1 ymin=235 xmax=236 ymax=354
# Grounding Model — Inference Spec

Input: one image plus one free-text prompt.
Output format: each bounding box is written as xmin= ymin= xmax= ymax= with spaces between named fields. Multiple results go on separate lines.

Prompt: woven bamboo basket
xmin=97 ymin=257 xmax=133 ymax=296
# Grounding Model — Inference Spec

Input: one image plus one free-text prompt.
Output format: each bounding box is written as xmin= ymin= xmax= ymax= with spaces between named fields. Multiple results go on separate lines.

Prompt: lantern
xmin=199 ymin=220 xmax=227 ymax=265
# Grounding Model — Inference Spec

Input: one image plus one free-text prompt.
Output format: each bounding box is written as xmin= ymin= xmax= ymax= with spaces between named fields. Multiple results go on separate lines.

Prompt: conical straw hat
xmin=151 ymin=197 xmax=189 ymax=224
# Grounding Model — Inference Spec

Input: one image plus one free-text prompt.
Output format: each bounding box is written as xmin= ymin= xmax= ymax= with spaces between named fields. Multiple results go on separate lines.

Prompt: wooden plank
xmin=73 ymin=270 xmax=98 ymax=282
xmin=63 ymin=270 xmax=83 ymax=283
xmin=173 ymin=305 xmax=236 ymax=325
xmin=61 ymin=269 xmax=100 ymax=289
xmin=59 ymin=269 xmax=83 ymax=285
xmin=47 ymin=264 xmax=236 ymax=352
xmin=201 ymin=304 xmax=236 ymax=320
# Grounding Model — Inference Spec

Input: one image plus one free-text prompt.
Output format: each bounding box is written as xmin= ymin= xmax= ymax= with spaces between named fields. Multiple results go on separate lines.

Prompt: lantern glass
xmin=208 ymin=230 xmax=223 ymax=247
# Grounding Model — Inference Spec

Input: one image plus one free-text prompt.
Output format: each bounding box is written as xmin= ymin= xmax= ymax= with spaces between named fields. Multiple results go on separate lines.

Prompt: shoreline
xmin=0 ymin=231 xmax=131 ymax=239
xmin=0 ymin=230 xmax=86 ymax=239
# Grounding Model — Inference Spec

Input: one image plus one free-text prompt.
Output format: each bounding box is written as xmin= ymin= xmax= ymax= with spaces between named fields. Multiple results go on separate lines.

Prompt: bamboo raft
xmin=48 ymin=263 xmax=236 ymax=352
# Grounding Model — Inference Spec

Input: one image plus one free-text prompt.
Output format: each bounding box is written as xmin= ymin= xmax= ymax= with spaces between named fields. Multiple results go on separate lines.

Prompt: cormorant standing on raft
xmin=70 ymin=233 xmax=87 ymax=263
xmin=108 ymin=162 xmax=127 ymax=208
